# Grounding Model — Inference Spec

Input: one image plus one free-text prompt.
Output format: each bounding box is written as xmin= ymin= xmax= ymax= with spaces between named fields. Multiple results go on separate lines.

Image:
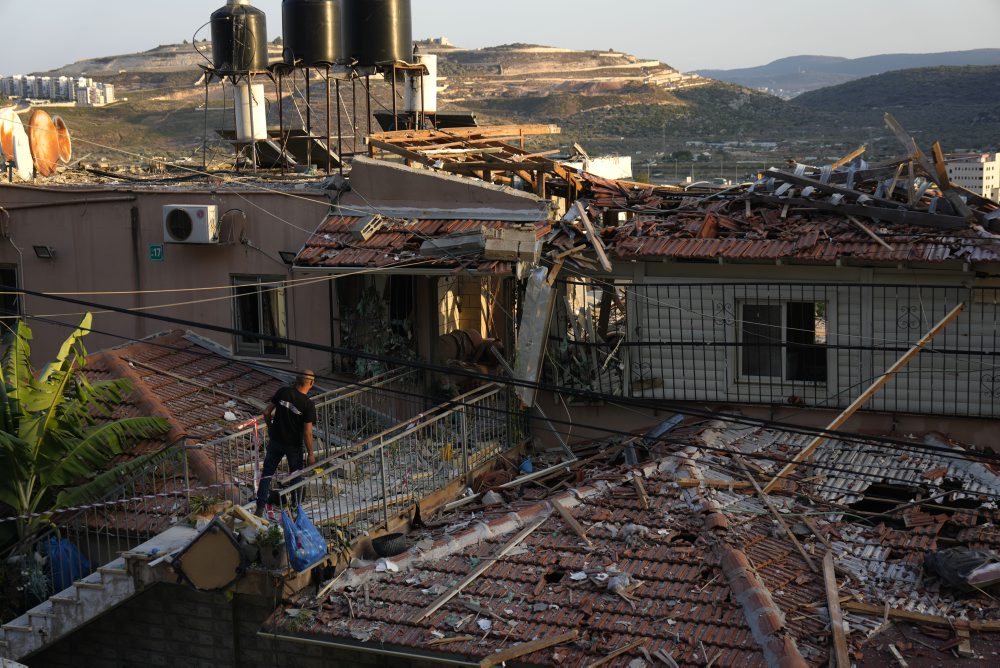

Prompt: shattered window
xmin=546 ymin=280 xmax=630 ymax=397
xmin=232 ymin=276 xmax=288 ymax=358
xmin=740 ymin=301 xmax=827 ymax=383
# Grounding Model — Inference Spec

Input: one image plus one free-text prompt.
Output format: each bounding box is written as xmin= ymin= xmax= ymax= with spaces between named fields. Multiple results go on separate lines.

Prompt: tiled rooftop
xmin=295 ymin=213 xmax=550 ymax=272
xmin=263 ymin=422 xmax=1000 ymax=667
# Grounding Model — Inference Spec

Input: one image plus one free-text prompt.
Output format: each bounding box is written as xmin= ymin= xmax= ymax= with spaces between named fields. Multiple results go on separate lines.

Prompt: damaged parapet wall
xmin=718 ymin=546 xmax=808 ymax=668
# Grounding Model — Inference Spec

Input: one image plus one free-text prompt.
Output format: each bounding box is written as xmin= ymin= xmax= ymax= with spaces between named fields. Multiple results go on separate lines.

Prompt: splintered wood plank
xmin=410 ymin=513 xmax=550 ymax=623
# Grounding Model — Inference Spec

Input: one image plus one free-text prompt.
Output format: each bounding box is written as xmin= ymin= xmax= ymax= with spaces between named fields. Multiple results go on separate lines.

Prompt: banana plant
xmin=0 ymin=314 xmax=170 ymax=548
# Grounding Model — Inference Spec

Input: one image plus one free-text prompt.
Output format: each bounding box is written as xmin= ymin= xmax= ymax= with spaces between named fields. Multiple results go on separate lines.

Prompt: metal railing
xmin=548 ymin=280 xmax=1000 ymax=418
xmin=275 ymin=383 xmax=521 ymax=540
xmin=0 ymin=368 xmax=430 ymax=621
xmin=2 ymin=445 xmax=191 ymax=615
xmin=194 ymin=368 xmax=428 ymax=508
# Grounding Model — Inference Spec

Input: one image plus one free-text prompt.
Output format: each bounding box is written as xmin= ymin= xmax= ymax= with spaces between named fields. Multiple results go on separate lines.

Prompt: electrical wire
xmin=10 ymin=311 xmax=1000 ymax=513
xmin=9 ymin=287 xmax=1000 ymax=470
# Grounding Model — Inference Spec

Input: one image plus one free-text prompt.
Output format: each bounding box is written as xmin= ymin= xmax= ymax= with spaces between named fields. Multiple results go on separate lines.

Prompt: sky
xmin=1 ymin=0 xmax=998 ymax=75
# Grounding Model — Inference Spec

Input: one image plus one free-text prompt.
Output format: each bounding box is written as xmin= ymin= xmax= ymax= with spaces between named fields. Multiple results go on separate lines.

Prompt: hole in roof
xmin=847 ymin=483 xmax=925 ymax=515
xmin=670 ymin=532 xmax=699 ymax=545
xmin=544 ymin=570 xmax=566 ymax=584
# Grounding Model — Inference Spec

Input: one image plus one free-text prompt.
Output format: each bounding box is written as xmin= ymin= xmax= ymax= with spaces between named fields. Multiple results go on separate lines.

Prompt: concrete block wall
xmin=26 ymin=584 xmax=443 ymax=668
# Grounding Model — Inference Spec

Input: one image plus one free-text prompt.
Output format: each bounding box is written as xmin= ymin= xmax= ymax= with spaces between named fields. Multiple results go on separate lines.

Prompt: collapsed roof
xmin=263 ymin=421 xmax=1000 ymax=667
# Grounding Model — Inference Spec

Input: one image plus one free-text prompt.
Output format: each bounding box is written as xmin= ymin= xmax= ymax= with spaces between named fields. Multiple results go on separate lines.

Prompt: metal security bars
xmin=275 ymin=383 xmax=520 ymax=539
xmin=548 ymin=280 xmax=1000 ymax=418
xmin=195 ymin=368 xmax=427 ymax=507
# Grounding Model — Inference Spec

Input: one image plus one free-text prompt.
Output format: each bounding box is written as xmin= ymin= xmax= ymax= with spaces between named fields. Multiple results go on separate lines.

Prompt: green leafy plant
xmin=189 ymin=495 xmax=225 ymax=516
xmin=0 ymin=314 xmax=171 ymax=549
xmin=254 ymin=523 xmax=284 ymax=548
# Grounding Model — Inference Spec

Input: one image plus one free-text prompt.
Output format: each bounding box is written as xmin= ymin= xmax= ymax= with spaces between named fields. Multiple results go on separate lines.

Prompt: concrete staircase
xmin=0 ymin=526 xmax=198 ymax=663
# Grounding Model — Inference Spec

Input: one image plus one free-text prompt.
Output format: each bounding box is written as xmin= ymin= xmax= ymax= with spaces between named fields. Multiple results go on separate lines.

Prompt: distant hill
xmin=18 ymin=41 xmax=999 ymax=167
xmin=789 ymin=65 xmax=1000 ymax=148
xmin=697 ymin=49 xmax=1000 ymax=98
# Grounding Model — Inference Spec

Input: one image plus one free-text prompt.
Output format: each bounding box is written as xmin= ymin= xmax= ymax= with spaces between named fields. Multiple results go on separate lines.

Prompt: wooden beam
xmin=366 ymin=137 xmax=435 ymax=167
xmin=847 ymin=215 xmax=894 ymax=251
xmin=632 ymin=476 xmax=651 ymax=510
xmin=746 ymin=194 xmax=968 ymax=229
xmin=823 ymin=552 xmax=850 ymax=668
xmin=831 ymin=144 xmax=867 ymax=171
xmin=576 ymin=202 xmax=613 ymax=273
xmin=843 ymin=601 xmax=1000 ymax=633
xmin=553 ymin=499 xmax=593 ymax=547
xmin=479 ymin=630 xmax=579 ymax=668
xmin=884 ymin=113 xmax=975 ymax=222
xmin=585 ymin=639 xmax=647 ymax=668
xmin=370 ymin=124 xmax=562 ymax=143
xmin=410 ymin=513 xmax=549 ymax=623
xmin=731 ymin=454 xmax=818 ymax=573
xmin=763 ymin=303 xmax=966 ymax=493
xmin=931 ymin=142 xmax=953 ymax=190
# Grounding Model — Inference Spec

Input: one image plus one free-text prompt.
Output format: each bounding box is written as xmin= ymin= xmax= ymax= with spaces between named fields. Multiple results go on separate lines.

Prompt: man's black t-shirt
xmin=269 ymin=386 xmax=316 ymax=448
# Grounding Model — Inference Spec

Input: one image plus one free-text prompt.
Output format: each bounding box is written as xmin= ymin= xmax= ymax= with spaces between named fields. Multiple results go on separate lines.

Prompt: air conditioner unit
xmin=163 ymin=205 xmax=219 ymax=244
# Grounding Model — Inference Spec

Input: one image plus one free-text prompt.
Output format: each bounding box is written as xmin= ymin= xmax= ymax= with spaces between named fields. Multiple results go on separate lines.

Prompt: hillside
xmin=16 ymin=41 xmax=999 ymax=173
xmin=790 ymin=65 xmax=1000 ymax=148
xmin=698 ymin=48 xmax=1000 ymax=98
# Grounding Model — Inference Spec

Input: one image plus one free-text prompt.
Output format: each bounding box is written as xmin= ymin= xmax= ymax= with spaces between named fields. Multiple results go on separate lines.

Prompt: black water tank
xmin=282 ymin=0 xmax=343 ymax=66
xmin=211 ymin=1 xmax=269 ymax=72
xmin=341 ymin=0 xmax=412 ymax=67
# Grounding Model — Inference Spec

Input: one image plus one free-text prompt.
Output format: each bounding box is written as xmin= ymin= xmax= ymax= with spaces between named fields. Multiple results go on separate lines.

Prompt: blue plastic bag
xmin=46 ymin=537 xmax=92 ymax=592
xmin=281 ymin=506 xmax=328 ymax=572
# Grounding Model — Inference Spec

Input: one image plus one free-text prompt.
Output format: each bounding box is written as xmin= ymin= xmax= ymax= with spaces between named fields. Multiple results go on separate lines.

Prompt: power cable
xmin=15 ymin=312 xmax=1000 ymax=511
xmin=10 ymin=288 xmax=1000 ymax=469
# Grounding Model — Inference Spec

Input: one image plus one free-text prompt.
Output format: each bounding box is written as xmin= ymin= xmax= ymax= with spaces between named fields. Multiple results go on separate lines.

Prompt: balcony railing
xmin=195 ymin=368 xmax=427 ymax=507
xmin=275 ymin=383 xmax=521 ymax=539
xmin=548 ymin=280 xmax=1000 ymax=418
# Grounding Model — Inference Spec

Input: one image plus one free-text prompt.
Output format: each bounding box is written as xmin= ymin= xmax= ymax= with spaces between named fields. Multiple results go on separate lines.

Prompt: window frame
xmin=231 ymin=275 xmax=289 ymax=359
xmin=736 ymin=299 xmax=828 ymax=386
xmin=0 ymin=264 xmax=20 ymax=322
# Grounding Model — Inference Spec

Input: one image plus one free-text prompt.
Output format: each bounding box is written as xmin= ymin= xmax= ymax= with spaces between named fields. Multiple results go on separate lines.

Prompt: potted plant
xmin=189 ymin=495 xmax=230 ymax=525
xmin=255 ymin=523 xmax=287 ymax=571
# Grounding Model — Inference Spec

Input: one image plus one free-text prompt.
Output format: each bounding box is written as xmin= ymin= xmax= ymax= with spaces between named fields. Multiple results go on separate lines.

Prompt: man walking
xmin=256 ymin=370 xmax=317 ymax=517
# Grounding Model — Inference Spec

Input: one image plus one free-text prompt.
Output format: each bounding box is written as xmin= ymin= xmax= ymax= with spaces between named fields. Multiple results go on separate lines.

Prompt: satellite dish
xmin=0 ymin=108 xmax=15 ymax=161
xmin=12 ymin=121 xmax=33 ymax=181
xmin=28 ymin=110 xmax=59 ymax=177
xmin=52 ymin=115 xmax=72 ymax=164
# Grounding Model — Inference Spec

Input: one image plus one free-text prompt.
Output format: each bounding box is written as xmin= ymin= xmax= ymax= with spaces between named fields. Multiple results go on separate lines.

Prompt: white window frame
xmin=232 ymin=275 xmax=289 ymax=359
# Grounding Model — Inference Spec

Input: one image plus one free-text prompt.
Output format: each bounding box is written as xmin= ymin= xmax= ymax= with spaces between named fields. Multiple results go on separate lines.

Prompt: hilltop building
xmin=946 ymin=151 xmax=1000 ymax=201
xmin=0 ymin=75 xmax=115 ymax=106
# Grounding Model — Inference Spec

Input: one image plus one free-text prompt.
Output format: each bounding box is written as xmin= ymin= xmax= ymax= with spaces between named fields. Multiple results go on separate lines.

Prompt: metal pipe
xmin=277 ymin=69 xmax=285 ymax=176
xmin=1 ymin=196 xmax=137 ymax=211
xmin=306 ymin=67 xmax=313 ymax=168
xmin=325 ymin=66 xmax=332 ymax=175
xmin=336 ymin=78 xmax=343 ymax=175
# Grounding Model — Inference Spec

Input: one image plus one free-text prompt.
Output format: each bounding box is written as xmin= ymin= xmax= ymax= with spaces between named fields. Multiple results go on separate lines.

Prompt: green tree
xmin=0 ymin=314 xmax=170 ymax=548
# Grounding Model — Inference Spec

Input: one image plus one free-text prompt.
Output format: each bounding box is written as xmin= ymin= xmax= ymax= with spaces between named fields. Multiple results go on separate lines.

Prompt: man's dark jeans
xmin=255 ymin=440 xmax=304 ymax=514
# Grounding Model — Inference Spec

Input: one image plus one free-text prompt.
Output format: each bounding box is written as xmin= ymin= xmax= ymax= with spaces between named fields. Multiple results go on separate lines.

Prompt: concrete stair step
xmin=49 ymin=593 xmax=81 ymax=606
xmin=0 ymin=625 xmax=31 ymax=635
xmin=73 ymin=580 xmax=106 ymax=591
xmin=97 ymin=566 xmax=128 ymax=579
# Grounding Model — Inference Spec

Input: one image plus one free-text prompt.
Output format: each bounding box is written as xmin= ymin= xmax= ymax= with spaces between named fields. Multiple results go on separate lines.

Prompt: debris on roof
xmin=548 ymin=115 xmax=1000 ymax=269
xmin=296 ymin=213 xmax=551 ymax=273
xmin=263 ymin=420 xmax=1000 ymax=667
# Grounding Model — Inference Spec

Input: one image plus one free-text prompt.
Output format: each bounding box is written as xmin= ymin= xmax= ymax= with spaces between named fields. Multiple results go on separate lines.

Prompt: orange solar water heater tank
xmin=0 ymin=107 xmax=16 ymax=161
xmin=52 ymin=115 xmax=72 ymax=163
xmin=28 ymin=109 xmax=60 ymax=177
